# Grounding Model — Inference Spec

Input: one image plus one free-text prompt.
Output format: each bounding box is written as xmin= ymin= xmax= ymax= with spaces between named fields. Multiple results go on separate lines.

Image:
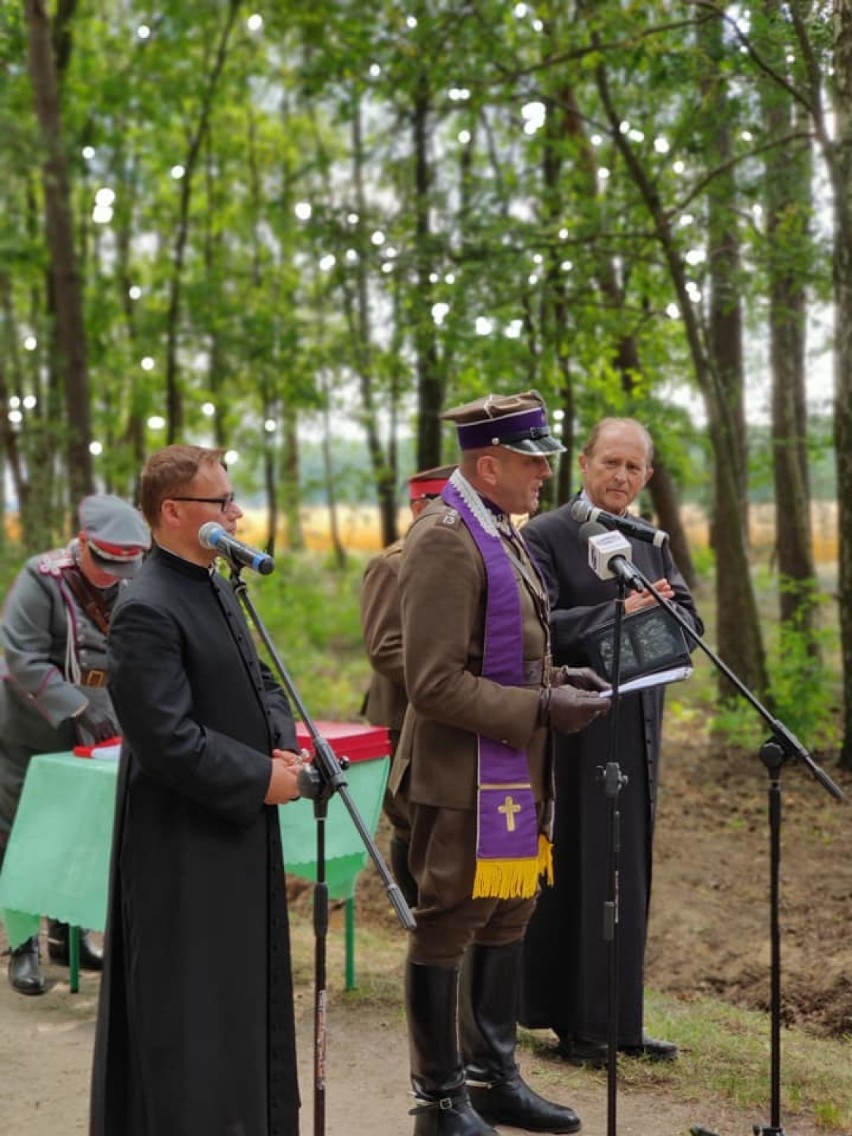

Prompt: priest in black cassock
xmin=90 ymin=444 xmax=303 ymax=1136
xmin=519 ymin=418 xmax=703 ymax=1066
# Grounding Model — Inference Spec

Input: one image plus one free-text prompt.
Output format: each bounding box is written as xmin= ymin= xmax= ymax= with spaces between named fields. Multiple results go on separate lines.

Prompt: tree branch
xmin=685 ymin=0 xmax=818 ymax=117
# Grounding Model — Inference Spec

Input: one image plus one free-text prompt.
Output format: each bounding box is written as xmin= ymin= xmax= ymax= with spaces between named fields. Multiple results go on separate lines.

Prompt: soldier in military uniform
xmin=0 ymin=494 xmax=150 ymax=995
xmin=360 ymin=463 xmax=455 ymax=907
xmin=390 ymin=391 xmax=610 ymax=1136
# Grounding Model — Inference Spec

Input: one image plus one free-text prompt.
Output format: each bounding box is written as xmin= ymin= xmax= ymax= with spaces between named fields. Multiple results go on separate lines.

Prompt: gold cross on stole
xmin=498 ymin=795 xmax=522 ymax=832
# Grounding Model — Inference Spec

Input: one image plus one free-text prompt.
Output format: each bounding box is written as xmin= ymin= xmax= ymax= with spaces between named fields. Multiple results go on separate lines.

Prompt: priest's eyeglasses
xmin=168 ymin=493 xmax=237 ymax=512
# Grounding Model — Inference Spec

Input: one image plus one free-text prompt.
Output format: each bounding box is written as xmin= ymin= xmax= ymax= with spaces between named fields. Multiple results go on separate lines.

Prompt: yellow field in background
xmin=681 ymin=501 xmax=839 ymax=564
xmin=241 ymin=500 xmax=840 ymax=564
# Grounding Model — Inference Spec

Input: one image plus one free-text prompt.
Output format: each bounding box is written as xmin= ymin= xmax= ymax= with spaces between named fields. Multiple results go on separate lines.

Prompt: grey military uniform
xmin=0 ymin=541 xmax=123 ymax=837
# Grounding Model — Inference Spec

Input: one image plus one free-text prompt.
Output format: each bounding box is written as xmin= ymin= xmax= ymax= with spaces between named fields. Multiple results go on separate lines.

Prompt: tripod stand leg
xmin=602 ymin=761 xmax=626 ymax=1136
xmin=753 ymin=739 xmax=787 ymax=1136
xmin=345 ymin=898 xmax=356 ymax=991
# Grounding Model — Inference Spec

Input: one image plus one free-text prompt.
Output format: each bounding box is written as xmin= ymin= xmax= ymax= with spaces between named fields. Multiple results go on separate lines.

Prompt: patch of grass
xmin=682 ymin=563 xmax=842 ymax=755
xmin=623 ymin=990 xmax=851 ymax=1130
xmin=520 ymin=997 xmax=852 ymax=1131
xmin=289 ymin=905 xmax=406 ymax=1010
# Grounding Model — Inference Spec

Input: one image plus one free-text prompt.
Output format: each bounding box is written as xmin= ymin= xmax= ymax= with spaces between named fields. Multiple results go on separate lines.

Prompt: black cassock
xmin=90 ymin=545 xmax=300 ymax=1136
xmin=519 ymin=500 xmax=702 ymax=1047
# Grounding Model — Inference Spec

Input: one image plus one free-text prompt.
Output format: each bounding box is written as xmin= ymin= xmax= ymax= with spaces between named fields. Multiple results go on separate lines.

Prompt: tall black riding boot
xmin=390 ymin=835 xmax=419 ymax=909
xmin=8 ymin=935 xmax=46 ymax=995
xmin=406 ymin=960 xmax=498 ymax=1136
xmin=460 ymin=941 xmax=581 ymax=1134
xmin=47 ymin=919 xmax=103 ymax=971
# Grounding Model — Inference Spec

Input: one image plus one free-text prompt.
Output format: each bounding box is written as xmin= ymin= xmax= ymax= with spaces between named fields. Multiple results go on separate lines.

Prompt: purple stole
xmin=442 ymin=476 xmax=552 ymax=899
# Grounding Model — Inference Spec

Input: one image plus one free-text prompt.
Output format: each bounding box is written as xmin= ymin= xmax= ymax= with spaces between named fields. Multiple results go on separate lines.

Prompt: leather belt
xmin=80 ymin=668 xmax=108 ymax=688
xmin=467 ymin=656 xmax=553 ymax=687
xmin=521 ymin=656 xmax=552 ymax=687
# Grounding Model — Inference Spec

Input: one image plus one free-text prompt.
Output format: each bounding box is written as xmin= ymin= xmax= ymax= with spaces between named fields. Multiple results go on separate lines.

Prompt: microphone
xmin=198 ymin=522 xmax=275 ymax=575
xmin=570 ymin=498 xmax=668 ymax=547
xmin=580 ymin=521 xmax=645 ymax=593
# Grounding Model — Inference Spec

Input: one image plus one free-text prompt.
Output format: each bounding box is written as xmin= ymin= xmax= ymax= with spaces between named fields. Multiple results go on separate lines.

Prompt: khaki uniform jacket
xmin=360 ymin=539 xmax=408 ymax=735
xmin=390 ymin=497 xmax=551 ymax=812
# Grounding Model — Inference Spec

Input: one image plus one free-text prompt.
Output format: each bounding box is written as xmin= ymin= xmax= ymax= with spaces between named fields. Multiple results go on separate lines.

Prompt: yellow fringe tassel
xmin=472 ymin=835 xmax=554 ymax=899
xmin=538 ymin=832 xmax=554 ymax=886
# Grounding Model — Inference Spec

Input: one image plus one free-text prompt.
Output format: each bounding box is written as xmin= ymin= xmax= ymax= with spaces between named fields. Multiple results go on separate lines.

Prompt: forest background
xmin=2 ymin=1 xmax=852 ymax=768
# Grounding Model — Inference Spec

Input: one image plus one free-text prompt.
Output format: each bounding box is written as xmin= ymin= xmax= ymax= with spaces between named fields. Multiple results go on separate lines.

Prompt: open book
xmin=597 ymin=664 xmax=693 ymax=699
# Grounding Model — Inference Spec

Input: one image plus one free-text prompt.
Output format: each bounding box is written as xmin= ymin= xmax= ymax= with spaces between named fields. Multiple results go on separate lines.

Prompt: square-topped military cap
xmin=408 ymin=464 xmax=456 ymax=501
xmin=441 ymin=389 xmax=565 ymax=455
xmin=79 ymin=494 xmax=151 ymax=579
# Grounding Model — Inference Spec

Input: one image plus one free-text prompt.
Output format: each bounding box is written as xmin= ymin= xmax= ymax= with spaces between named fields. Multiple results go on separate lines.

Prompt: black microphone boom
xmin=198 ymin=522 xmax=275 ymax=575
xmin=570 ymin=498 xmax=668 ymax=547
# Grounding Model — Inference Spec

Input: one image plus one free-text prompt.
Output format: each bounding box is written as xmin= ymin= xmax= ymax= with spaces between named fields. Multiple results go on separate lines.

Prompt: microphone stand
xmin=229 ymin=566 xmax=416 ymax=1136
xmin=628 ymin=565 xmax=844 ymax=1136
xmin=601 ymin=576 xmax=630 ymax=1136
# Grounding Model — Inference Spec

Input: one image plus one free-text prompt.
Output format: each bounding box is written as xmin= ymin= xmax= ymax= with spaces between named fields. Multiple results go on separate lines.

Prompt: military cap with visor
xmin=407 ymin=463 xmax=456 ymax=501
xmin=79 ymin=495 xmax=150 ymax=579
xmin=441 ymin=389 xmax=565 ymax=456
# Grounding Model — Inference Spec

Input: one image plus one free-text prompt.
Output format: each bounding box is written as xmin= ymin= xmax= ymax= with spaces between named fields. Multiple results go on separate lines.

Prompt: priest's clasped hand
xmin=265 ymin=749 xmax=306 ymax=804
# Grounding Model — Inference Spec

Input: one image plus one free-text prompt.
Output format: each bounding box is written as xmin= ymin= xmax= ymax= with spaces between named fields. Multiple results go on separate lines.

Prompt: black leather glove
xmin=75 ymin=705 xmax=119 ymax=744
xmin=552 ymin=665 xmax=610 ymax=693
xmin=538 ymin=685 xmax=610 ymax=735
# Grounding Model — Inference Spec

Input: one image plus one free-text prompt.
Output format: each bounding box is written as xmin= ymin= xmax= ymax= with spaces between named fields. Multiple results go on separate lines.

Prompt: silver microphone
xmin=580 ymin=521 xmax=645 ymax=593
xmin=198 ymin=522 xmax=275 ymax=575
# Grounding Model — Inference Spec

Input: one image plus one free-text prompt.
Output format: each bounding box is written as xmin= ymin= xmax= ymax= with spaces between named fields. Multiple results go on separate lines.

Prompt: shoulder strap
xmin=62 ymin=568 xmax=112 ymax=636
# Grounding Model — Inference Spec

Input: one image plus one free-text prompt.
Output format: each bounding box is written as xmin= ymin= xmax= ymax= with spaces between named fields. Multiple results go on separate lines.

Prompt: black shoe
xmin=619 ymin=1033 xmax=678 ymax=1062
xmin=47 ymin=921 xmax=103 ymax=971
xmin=410 ymin=1090 xmax=498 ymax=1136
xmin=468 ymin=1072 xmax=581 ymax=1134
xmin=8 ymin=936 xmax=46 ymax=996
xmin=406 ymin=961 xmax=498 ymax=1136
xmin=553 ymin=1035 xmax=609 ymax=1069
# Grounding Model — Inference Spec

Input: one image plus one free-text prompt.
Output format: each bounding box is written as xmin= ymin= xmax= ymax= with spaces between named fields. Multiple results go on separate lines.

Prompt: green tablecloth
xmin=0 ymin=747 xmax=389 ymax=956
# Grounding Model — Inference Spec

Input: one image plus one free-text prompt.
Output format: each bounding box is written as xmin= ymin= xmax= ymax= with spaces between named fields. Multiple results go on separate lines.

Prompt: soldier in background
xmin=0 ymin=495 xmax=150 ymax=995
xmin=360 ymin=464 xmax=455 ymax=907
